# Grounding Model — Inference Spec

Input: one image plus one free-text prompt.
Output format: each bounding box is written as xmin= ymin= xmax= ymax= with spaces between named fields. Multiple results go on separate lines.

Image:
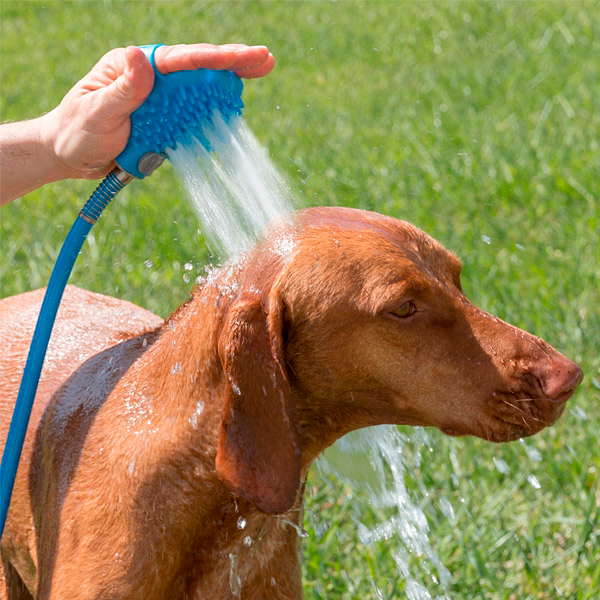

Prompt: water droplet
xmin=144 ymin=259 xmax=153 ymax=268
xmin=438 ymin=497 xmax=455 ymax=522
xmin=237 ymin=516 xmax=246 ymax=530
xmin=527 ymin=474 xmax=542 ymax=489
xmin=493 ymin=457 xmax=510 ymax=474
xmin=243 ymin=535 xmax=252 ymax=547
xmin=519 ymin=439 xmax=542 ymax=461
xmin=229 ymin=553 xmax=241 ymax=599
xmin=171 ymin=362 xmax=182 ymax=375
xmin=278 ymin=517 xmax=309 ymax=538
xmin=189 ymin=401 xmax=205 ymax=429
xmin=569 ymin=406 xmax=587 ymax=421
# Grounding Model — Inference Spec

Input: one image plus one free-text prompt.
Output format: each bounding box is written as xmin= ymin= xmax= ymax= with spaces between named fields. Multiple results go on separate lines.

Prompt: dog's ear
xmin=216 ymin=289 xmax=302 ymax=514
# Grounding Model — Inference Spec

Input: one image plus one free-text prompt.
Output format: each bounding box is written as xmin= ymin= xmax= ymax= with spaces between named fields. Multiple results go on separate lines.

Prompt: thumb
xmin=104 ymin=46 xmax=155 ymax=116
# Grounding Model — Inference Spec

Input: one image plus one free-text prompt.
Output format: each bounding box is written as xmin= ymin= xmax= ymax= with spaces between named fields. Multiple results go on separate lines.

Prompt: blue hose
xmin=0 ymin=169 xmax=132 ymax=535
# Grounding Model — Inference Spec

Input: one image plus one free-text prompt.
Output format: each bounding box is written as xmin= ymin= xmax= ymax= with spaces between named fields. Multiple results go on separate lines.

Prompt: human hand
xmin=43 ymin=44 xmax=275 ymax=181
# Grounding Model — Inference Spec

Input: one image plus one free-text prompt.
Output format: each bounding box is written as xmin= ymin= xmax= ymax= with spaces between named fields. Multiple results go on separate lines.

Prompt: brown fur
xmin=0 ymin=207 xmax=582 ymax=599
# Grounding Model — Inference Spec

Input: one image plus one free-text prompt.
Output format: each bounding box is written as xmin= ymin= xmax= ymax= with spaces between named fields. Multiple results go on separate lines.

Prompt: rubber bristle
xmin=116 ymin=68 xmax=244 ymax=178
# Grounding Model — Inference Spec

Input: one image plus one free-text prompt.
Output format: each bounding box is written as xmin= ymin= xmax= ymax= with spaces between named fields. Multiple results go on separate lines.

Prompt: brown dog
xmin=0 ymin=207 xmax=582 ymax=599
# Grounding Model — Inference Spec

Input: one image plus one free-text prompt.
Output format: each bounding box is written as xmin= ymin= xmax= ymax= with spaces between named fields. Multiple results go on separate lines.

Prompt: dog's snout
xmin=548 ymin=362 xmax=583 ymax=403
xmin=529 ymin=354 xmax=583 ymax=403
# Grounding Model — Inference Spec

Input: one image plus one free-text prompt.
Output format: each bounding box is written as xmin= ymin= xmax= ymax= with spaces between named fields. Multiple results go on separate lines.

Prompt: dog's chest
xmin=187 ymin=511 xmax=302 ymax=599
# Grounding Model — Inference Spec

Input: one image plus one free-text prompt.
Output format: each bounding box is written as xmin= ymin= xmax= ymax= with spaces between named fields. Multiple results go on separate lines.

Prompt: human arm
xmin=0 ymin=43 xmax=275 ymax=205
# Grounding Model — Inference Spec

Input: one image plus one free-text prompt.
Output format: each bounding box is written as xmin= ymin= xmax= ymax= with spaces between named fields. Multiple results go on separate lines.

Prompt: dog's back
xmin=0 ymin=285 xmax=161 ymax=596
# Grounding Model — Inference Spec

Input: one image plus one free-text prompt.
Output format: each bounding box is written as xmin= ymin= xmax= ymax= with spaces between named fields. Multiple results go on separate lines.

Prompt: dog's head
xmin=215 ymin=207 xmax=583 ymax=514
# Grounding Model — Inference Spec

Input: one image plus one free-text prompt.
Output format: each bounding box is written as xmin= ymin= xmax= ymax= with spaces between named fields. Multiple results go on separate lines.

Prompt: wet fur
xmin=0 ymin=207 xmax=582 ymax=599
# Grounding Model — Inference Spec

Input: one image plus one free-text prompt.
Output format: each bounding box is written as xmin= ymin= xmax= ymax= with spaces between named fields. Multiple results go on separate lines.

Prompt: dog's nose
xmin=532 ymin=354 xmax=583 ymax=402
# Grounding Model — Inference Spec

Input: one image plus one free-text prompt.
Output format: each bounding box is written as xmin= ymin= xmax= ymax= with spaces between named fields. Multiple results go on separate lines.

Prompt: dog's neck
xmin=120 ymin=281 xmax=305 ymax=595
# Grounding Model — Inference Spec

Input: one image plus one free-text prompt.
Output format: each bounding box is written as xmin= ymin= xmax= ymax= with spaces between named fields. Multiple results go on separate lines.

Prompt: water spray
xmin=0 ymin=44 xmax=244 ymax=535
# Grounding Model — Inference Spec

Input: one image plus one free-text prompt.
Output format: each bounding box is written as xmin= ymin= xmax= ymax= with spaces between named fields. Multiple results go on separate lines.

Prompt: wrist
xmin=0 ymin=115 xmax=66 ymax=204
xmin=36 ymin=111 xmax=73 ymax=182
xmin=36 ymin=108 xmax=85 ymax=183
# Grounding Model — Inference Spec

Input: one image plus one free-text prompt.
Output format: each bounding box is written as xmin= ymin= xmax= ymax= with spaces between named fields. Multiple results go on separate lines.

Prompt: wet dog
xmin=0 ymin=207 xmax=582 ymax=599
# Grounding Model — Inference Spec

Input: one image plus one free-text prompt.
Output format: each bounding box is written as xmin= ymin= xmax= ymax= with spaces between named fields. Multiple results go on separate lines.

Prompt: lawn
xmin=1 ymin=1 xmax=598 ymax=598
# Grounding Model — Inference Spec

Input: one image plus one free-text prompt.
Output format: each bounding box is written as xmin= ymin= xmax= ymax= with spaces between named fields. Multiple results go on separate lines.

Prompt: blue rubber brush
xmin=0 ymin=44 xmax=244 ymax=536
xmin=117 ymin=45 xmax=244 ymax=178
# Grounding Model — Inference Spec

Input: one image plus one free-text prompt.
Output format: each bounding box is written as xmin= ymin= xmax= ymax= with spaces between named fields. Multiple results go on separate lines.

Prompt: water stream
xmin=168 ymin=113 xmax=295 ymax=259
xmin=168 ymin=112 xmax=451 ymax=598
xmin=316 ymin=427 xmax=451 ymax=599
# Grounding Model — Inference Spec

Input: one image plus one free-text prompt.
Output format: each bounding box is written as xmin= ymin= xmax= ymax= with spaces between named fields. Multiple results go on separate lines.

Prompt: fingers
xmin=154 ymin=44 xmax=275 ymax=78
xmin=232 ymin=52 xmax=275 ymax=79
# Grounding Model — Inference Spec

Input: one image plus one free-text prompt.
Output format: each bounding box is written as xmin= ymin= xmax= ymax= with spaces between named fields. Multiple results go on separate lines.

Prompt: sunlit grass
xmin=1 ymin=2 xmax=598 ymax=598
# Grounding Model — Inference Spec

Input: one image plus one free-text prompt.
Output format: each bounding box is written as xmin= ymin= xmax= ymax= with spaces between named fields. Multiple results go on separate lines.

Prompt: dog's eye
xmin=392 ymin=302 xmax=416 ymax=319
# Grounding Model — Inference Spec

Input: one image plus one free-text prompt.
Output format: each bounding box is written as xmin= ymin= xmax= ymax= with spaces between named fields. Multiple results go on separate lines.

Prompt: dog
xmin=0 ymin=207 xmax=582 ymax=599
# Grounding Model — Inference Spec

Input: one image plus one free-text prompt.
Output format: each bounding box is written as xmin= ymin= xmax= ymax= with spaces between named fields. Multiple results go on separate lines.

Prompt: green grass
xmin=1 ymin=1 xmax=598 ymax=598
